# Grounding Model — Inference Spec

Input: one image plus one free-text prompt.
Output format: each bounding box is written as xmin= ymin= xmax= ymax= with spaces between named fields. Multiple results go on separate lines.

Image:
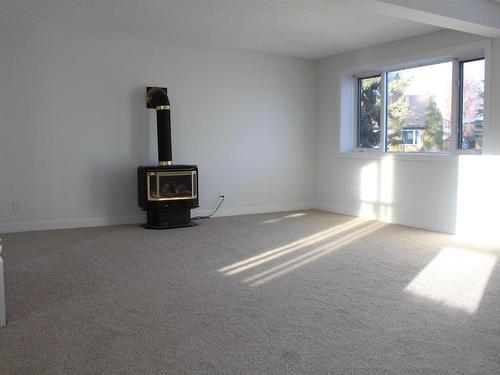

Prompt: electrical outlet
xmin=11 ymin=201 xmax=20 ymax=213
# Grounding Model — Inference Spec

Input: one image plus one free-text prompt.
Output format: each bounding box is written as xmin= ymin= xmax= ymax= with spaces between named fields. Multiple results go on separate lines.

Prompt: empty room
xmin=1 ymin=0 xmax=500 ymax=373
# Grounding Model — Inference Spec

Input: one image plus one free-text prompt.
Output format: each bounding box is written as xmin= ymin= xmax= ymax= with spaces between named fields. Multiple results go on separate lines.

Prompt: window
xmin=460 ymin=59 xmax=485 ymax=151
xmin=387 ymin=62 xmax=452 ymax=153
xmin=402 ymin=130 xmax=420 ymax=145
xmin=358 ymin=76 xmax=381 ymax=149
xmin=356 ymin=57 xmax=485 ymax=154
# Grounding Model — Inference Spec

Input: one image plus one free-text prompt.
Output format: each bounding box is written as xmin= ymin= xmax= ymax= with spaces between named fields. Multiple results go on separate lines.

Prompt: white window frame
xmin=339 ymin=40 xmax=491 ymax=160
xmin=356 ymin=74 xmax=384 ymax=152
xmin=457 ymin=57 xmax=487 ymax=153
xmin=402 ymin=129 xmax=420 ymax=145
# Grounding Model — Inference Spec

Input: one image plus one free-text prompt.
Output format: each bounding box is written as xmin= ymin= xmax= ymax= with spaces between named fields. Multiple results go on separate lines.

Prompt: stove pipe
xmin=147 ymin=87 xmax=172 ymax=166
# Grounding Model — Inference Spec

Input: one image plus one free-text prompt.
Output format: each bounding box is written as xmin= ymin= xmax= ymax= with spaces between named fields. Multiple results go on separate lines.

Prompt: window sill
xmin=337 ymin=151 xmax=461 ymax=162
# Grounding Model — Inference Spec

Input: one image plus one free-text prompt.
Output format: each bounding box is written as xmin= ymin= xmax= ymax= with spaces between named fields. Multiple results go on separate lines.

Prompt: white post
xmin=0 ymin=239 xmax=5 ymax=327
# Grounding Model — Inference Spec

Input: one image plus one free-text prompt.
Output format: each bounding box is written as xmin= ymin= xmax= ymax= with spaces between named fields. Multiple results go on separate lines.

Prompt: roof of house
xmin=404 ymin=95 xmax=429 ymax=129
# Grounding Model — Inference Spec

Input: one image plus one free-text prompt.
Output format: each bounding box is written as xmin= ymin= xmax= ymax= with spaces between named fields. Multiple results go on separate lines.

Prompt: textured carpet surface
xmin=0 ymin=210 xmax=499 ymax=374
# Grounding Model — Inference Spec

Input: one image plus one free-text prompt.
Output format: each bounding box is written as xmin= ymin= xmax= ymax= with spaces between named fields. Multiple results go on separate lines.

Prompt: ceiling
xmin=0 ymin=0 xmax=439 ymax=59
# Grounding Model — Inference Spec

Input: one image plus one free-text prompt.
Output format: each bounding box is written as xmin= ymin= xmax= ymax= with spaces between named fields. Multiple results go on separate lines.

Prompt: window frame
xmin=457 ymin=57 xmax=486 ymax=153
xmin=356 ymin=74 xmax=383 ymax=151
xmin=342 ymin=40 xmax=491 ymax=159
xmin=402 ymin=129 xmax=420 ymax=145
xmin=356 ymin=59 xmax=484 ymax=155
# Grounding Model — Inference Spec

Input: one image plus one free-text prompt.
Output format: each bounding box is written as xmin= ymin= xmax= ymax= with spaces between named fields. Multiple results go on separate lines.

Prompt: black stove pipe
xmin=147 ymin=87 xmax=172 ymax=166
xmin=156 ymin=108 xmax=172 ymax=166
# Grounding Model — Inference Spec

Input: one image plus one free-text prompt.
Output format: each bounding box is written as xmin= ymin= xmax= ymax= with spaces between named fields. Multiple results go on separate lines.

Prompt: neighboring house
xmin=401 ymin=95 xmax=450 ymax=152
xmin=401 ymin=95 xmax=428 ymax=151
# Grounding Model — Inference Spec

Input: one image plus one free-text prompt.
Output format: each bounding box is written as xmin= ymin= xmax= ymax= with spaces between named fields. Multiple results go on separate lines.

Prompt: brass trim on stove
xmin=159 ymin=161 xmax=172 ymax=166
xmin=147 ymin=171 xmax=198 ymax=201
xmin=156 ymin=105 xmax=170 ymax=110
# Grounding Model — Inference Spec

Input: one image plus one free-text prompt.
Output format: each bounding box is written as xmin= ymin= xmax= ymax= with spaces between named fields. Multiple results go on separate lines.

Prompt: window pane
xmin=358 ymin=76 xmax=381 ymax=148
xmin=403 ymin=130 xmax=414 ymax=144
xmin=461 ymin=59 xmax=485 ymax=151
xmin=386 ymin=62 xmax=452 ymax=153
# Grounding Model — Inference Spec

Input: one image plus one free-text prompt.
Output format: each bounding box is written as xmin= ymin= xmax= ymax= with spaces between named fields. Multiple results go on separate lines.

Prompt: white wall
xmin=0 ymin=30 xmax=316 ymax=233
xmin=315 ymin=30 xmax=500 ymax=234
xmin=3 ymin=28 xmax=499 ymax=236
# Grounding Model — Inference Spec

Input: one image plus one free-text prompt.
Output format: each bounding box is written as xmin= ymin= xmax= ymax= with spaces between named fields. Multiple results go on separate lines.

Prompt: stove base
xmin=145 ymin=206 xmax=195 ymax=229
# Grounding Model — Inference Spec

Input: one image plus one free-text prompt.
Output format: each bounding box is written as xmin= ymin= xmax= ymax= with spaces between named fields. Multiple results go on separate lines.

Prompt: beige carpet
xmin=0 ymin=210 xmax=499 ymax=374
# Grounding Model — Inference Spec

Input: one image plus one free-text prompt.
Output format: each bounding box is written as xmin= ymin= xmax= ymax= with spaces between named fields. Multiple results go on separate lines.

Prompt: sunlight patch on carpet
xmin=405 ymin=247 xmax=496 ymax=314
xmin=245 ymin=221 xmax=386 ymax=286
xmin=219 ymin=218 xmax=385 ymax=286
xmin=262 ymin=212 xmax=307 ymax=224
xmin=219 ymin=218 xmax=367 ymax=276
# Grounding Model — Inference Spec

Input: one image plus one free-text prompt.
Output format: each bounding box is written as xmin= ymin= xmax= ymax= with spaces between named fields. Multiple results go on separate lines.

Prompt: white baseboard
xmin=191 ymin=202 xmax=314 ymax=218
xmin=0 ymin=203 xmax=314 ymax=234
xmin=2 ymin=202 xmax=450 ymax=235
xmin=313 ymin=202 xmax=456 ymax=234
xmin=0 ymin=214 xmax=146 ymax=234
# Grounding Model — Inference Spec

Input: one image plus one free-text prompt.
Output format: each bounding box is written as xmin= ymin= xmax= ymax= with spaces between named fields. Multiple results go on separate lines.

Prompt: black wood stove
xmin=138 ymin=87 xmax=199 ymax=229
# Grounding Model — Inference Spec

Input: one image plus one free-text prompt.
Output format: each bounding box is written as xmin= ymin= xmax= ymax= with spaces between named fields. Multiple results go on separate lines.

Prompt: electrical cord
xmin=191 ymin=195 xmax=225 ymax=220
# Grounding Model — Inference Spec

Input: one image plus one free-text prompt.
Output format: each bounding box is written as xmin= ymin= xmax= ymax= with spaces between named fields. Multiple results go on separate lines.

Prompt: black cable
xmin=191 ymin=195 xmax=225 ymax=220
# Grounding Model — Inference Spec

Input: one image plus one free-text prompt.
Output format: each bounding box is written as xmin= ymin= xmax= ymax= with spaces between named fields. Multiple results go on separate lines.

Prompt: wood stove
xmin=138 ymin=87 xmax=199 ymax=229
